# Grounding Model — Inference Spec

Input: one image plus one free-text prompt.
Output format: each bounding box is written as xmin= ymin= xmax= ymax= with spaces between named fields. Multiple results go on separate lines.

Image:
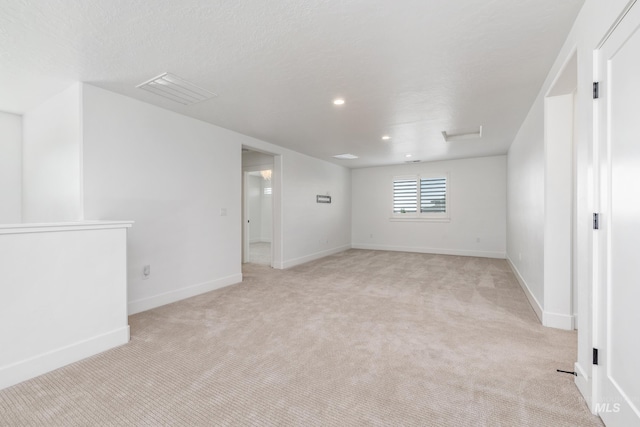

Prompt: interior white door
xmin=242 ymin=171 xmax=250 ymax=263
xmin=596 ymin=2 xmax=640 ymax=425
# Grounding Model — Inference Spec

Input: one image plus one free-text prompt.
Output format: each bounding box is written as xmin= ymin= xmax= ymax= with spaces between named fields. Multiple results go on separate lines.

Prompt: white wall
xmin=0 ymin=112 xmax=22 ymax=223
xmin=507 ymin=103 xmax=546 ymax=312
xmin=0 ymin=222 xmax=131 ymax=390
xmin=506 ymin=0 xmax=634 ymax=409
xmin=281 ymin=154 xmax=352 ymax=267
xmin=81 ymin=84 xmax=352 ymax=312
xmin=352 ymin=155 xmax=506 ymax=258
xmin=248 ymin=175 xmax=263 ymax=242
xmin=260 ymin=177 xmax=272 ymax=242
xmin=242 ymin=151 xmax=274 ymax=170
xmin=544 ymin=93 xmax=574 ymax=329
xmin=22 ymin=84 xmax=82 ymax=222
xmin=82 ymin=84 xmax=243 ymax=314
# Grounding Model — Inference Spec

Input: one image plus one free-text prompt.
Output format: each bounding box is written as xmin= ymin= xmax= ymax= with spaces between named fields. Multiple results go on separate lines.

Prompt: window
xmin=392 ymin=175 xmax=448 ymax=219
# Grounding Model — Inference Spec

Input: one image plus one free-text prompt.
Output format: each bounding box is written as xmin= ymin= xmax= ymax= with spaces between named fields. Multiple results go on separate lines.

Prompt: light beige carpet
xmin=0 ymin=250 xmax=602 ymax=426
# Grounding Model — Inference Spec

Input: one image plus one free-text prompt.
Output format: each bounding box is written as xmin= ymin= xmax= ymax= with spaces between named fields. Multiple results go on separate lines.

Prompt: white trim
xmin=0 ymin=220 xmax=134 ymax=235
xmin=389 ymin=217 xmax=451 ymax=223
xmin=595 ymin=0 xmax=638 ymax=49
xmin=506 ymin=256 xmax=543 ymax=322
xmin=543 ymin=311 xmax=575 ymax=330
xmin=574 ymin=362 xmax=594 ymax=413
xmin=128 ymin=273 xmax=242 ymax=315
xmin=78 ymin=83 xmax=85 ymax=220
xmin=353 ymin=243 xmax=505 ymax=259
xmin=281 ymin=245 xmax=351 ymax=269
xmin=0 ymin=326 xmax=129 ymax=391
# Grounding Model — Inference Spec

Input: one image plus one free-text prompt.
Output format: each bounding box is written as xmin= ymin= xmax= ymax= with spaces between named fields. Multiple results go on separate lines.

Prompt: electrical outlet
xmin=143 ymin=265 xmax=151 ymax=279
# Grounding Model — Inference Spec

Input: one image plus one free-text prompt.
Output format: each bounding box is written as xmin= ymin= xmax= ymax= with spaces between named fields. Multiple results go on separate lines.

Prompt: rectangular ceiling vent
xmin=442 ymin=126 xmax=483 ymax=142
xmin=405 ymin=159 xmax=422 ymax=163
xmin=333 ymin=153 xmax=359 ymax=160
xmin=136 ymin=73 xmax=217 ymax=105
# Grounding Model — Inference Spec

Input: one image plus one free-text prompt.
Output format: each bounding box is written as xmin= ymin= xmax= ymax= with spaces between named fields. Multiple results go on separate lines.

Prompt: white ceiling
xmin=0 ymin=0 xmax=584 ymax=168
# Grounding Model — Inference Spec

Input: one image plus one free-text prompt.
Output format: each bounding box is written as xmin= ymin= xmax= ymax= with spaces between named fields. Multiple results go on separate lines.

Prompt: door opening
xmin=242 ymin=148 xmax=275 ymax=267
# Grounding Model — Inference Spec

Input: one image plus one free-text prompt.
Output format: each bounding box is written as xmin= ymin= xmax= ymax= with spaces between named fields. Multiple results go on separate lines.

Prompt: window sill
xmin=389 ymin=217 xmax=451 ymax=223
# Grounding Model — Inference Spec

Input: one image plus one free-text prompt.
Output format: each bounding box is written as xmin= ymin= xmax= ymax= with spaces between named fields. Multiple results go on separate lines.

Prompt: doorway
xmin=242 ymin=148 xmax=275 ymax=266
xmin=245 ymin=170 xmax=273 ymax=265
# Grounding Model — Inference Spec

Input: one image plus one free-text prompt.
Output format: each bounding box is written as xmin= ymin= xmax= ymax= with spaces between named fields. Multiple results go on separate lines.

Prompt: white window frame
xmin=391 ymin=173 xmax=450 ymax=222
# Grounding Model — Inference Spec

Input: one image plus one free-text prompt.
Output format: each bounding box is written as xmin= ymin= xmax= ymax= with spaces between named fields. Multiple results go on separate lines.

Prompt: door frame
xmin=241 ymin=147 xmax=282 ymax=268
xmin=593 ymin=0 xmax=640 ymax=423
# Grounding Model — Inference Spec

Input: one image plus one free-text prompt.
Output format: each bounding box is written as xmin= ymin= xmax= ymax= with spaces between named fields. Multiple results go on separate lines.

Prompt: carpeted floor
xmin=0 ymin=250 xmax=603 ymax=426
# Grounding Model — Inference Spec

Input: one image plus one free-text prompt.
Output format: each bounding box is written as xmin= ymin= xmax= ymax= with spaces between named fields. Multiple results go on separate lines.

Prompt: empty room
xmin=1 ymin=0 xmax=639 ymax=426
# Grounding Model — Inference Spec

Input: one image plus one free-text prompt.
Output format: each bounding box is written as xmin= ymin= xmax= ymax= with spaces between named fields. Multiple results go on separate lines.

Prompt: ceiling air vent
xmin=333 ymin=154 xmax=359 ymax=160
xmin=136 ymin=73 xmax=217 ymax=105
xmin=405 ymin=160 xmax=422 ymax=163
xmin=442 ymin=126 xmax=483 ymax=142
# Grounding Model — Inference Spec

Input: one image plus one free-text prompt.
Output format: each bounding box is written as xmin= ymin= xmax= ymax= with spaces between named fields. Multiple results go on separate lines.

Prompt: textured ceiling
xmin=0 ymin=0 xmax=584 ymax=168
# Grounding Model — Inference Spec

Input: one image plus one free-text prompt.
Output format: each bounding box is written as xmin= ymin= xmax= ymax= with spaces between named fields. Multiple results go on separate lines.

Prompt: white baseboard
xmin=281 ymin=245 xmax=351 ymax=269
xmin=543 ymin=311 xmax=574 ymax=330
xmin=506 ymin=256 xmax=543 ymax=323
xmin=0 ymin=326 xmax=129 ymax=391
xmin=574 ymin=362 xmax=594 ymax=413
xmin=128 ymin=273 xmax=243 ymax=315
xmin=352 ymin=243 xmax=505 ymax=259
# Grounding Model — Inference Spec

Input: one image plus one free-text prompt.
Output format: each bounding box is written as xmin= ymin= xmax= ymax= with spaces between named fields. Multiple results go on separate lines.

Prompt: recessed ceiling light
xmin=405 ymin=154 xmax=412 ymax=158
xmin=333 ymin=153 xmax=358 ymax=160
xmin=137 ymin=72 xmax=217 ymax=105
xmin=442 ymin=126 xmax=483 ymax=142
xmin=333 ymin=98 xmax=345 ymax=105
xmin=382 ymin=135 xmax=391 ymax=140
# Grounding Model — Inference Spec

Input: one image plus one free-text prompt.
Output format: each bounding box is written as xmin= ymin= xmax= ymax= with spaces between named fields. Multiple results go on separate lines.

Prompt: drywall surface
xmin=352 ymin=156 xmax=506 ymax=258
xmin=281 ymin=153 xmax=351 ymax=268
xmin=81 ymin=84 xmax=351 ymax=311
xmin=0 ymin=112 xmax=22 ymax=223
xmin=82 ymin=84 xmax=242 ymax=314
xmin=544 ymin=94 xmax=574 ymax=329
xmin=22 ymin=84 xmax=82 ymax=222
xmin=506 ymin=0 xmax=634 ymax=409
xmin=0 ymin=222 xmax=131 ymax=390
xmin=242 ymin=151 xmax=274 ymax=170
xmin=260 ymin=177 xmax=272 ymax=242
xmin=507 ymin=103 xmax=545 ymax=310
xmin=248 ymin=174 xmax=263 ymax=242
